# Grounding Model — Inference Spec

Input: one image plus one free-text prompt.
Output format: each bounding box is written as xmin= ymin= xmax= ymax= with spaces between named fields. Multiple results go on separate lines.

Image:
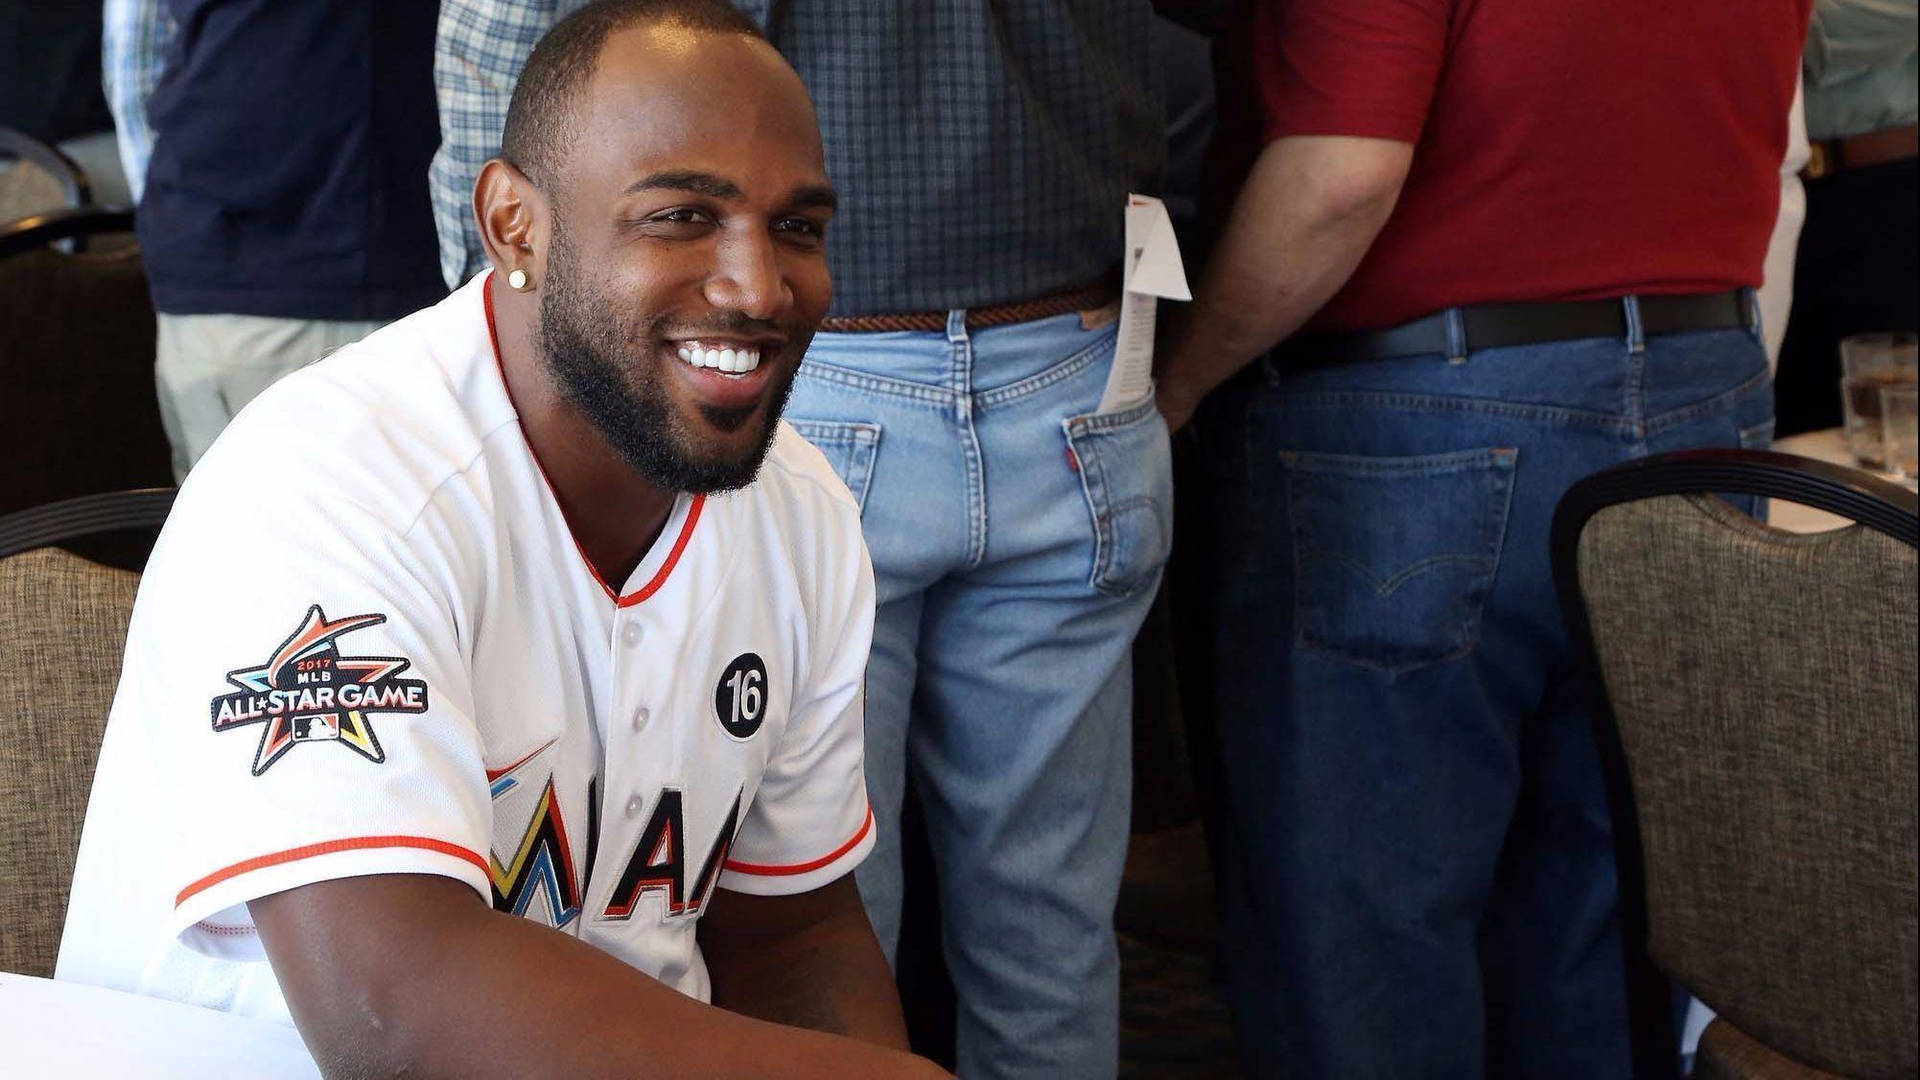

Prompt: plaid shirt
xmin=101 ymin=0 xmax=179 ymax=203
xmin=429 ymin=0 xmax=591 ymax=290
xmin=430 ymin=1 xmax=1164 ymax=314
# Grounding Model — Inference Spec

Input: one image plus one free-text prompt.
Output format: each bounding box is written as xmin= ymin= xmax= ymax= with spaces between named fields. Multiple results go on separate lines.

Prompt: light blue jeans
xmin=787 ymin=307 xmax=1172 ymax=1078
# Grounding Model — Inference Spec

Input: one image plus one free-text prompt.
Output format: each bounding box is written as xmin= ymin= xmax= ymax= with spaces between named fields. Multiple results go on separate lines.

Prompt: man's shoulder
xmin=693 ymin=423 xmax=870 ymax=606
xmin=753 ymin=421 xmax=865 ymax=527
xmin=184 ymin=285 xmax=513 ymax=538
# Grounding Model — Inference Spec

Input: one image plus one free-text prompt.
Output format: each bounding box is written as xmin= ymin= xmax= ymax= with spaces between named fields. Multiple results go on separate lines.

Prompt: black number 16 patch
xmin=715 ymin=653 xmax=768 ymax=740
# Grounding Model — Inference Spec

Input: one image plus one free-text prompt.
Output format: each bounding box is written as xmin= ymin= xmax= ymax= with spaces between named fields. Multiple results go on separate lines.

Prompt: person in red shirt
xmin=1157 ymin=1 xmax=1809 ymax=1075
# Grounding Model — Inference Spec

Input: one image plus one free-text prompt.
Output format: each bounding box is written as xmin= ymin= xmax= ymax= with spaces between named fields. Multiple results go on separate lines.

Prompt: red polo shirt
xmin=1257 ymin=0 xmax=1811 ymax=333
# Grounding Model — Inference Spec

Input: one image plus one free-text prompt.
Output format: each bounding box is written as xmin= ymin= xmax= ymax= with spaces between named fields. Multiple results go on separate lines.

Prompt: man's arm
xmin=251 ymin=874 xmax=947 ymax=1080
xmin=698 ymin=875 xmax=909 ymax=1048
xmin=101 ymin=0 xmax=177 ymax=203
xmin=1155 ymin=134 xmax=1413 ymax=431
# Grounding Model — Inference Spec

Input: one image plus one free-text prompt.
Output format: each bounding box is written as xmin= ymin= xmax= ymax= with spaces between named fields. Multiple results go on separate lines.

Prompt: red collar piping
xmin=483 ymin=272 xmax=705 ymax=608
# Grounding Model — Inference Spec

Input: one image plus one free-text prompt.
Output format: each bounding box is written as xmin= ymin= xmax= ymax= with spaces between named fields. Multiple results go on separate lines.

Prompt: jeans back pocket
xmin=1283 ymin=446 xmax=1517 ymax=672
xmin=1063 ymin=399 xmax=1175 ymax=597
xmin=786 ymin=419 xmax=881 ymax=513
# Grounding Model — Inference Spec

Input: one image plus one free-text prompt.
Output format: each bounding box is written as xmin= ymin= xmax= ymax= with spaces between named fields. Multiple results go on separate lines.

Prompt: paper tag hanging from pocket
xmin=1098 ymin=194 xmax=1192 ymax=413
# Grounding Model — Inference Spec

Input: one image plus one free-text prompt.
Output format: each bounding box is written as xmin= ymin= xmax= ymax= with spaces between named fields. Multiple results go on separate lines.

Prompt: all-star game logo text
xmin=210 ymin=605 xmax=429 ymax=775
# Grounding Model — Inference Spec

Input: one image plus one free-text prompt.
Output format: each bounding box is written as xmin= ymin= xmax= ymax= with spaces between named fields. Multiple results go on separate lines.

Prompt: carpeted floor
xmin=1119 ymin=930 xmax=1240 ymax=1077
xmin=895 ymin=814 xmax=1243 ymax=1075
xmin=1117 ymin=822 xmax=1242 ymax=1077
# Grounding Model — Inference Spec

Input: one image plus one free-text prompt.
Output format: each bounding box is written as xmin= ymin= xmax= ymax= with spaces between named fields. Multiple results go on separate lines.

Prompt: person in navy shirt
xmin=105 ymin=0 xmax=447 ymax=478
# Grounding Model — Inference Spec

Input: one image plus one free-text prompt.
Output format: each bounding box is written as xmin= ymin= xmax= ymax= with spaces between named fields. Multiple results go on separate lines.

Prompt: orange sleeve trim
xmin=176 ymin=835 xmax=489 ymax=907
xmin=723 ymin=805 xmax=874 ymax=877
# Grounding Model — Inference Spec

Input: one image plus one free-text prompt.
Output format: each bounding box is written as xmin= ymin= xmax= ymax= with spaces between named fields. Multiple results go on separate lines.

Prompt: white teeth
xmin=675 ymin=341 xmax=761 ymax=375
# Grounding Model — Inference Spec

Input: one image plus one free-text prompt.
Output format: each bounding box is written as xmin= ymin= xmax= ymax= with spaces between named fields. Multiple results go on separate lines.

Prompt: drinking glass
xmin=1880 ymin=383 xmax=1919 ymax=482
xmin=1839 ymin=332 xmax=1919 ymax=471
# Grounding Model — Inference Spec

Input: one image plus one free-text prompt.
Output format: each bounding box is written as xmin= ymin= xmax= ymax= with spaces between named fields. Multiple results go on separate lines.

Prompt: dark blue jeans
xmin=1194 ymin=312 xmax=1773 ymax=1078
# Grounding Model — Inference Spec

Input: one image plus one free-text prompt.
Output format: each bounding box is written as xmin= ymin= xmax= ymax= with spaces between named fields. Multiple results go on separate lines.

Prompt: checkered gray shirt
xmin=429 ymin=0 xmax=1164 ymax=315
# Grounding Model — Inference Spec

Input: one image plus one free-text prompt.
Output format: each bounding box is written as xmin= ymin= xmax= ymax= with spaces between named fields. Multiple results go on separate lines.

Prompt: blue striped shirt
xmin=101 ymin=0 xmax=178 ymax=203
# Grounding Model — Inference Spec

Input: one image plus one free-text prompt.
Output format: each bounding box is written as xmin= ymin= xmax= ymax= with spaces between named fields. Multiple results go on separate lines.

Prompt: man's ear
xmin=475 ymin=159 xmax=549 ymax=288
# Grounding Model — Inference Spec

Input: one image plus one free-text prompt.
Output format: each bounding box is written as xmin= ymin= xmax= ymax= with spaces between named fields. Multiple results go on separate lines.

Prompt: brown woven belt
xmin=818 ymin=278 xmax=1120 ymax=333
xmin=1803 ymin=122 xmax=1919 ymax=180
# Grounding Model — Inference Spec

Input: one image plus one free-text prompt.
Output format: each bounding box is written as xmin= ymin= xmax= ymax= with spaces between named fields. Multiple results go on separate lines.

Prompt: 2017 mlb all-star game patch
xmin=209 ymin=605 xmax=429 ymax=775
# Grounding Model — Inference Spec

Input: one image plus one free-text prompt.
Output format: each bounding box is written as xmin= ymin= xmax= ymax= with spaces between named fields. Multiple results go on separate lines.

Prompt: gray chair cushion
xmin=0 ymin=546 xmax=139 ymax=976
xmin=1578 ymin=494 xmax=1918 ymax=1080
xmin=0 ymin=160 xmax=66 ymax=223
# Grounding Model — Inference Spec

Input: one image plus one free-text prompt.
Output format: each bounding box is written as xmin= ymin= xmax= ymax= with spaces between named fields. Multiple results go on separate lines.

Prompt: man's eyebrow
xmin=622 ymin=170 xmax=743 ymax=199
xmin=787 ymin=183 xmax=838 ymax=212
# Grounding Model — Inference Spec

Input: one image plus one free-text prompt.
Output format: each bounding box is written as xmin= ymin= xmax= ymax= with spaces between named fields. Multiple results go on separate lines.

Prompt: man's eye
xmin=775 ymin=218 xmax=825 ymax=241
xmin=644 ymin=208 xmax=714 ymax=229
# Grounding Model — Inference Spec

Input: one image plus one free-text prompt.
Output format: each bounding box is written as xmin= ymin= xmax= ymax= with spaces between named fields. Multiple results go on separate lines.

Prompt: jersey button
xmin=619 ymin=622 xmax=644 ymax=648
xmin=625 ymin=793 xmax=646 ymax=817
xmin=632 ymin=707 xmax=650 ymax=732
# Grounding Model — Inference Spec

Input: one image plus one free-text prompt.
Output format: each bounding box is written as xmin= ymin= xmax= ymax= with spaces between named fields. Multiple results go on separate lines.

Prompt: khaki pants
xmin=155 ymin=313 xmax=385 ymax=481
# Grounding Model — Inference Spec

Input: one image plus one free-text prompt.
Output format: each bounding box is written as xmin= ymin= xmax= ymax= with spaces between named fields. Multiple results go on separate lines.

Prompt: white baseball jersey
xmin=56 ymin=273 xmax=876 ymax=1024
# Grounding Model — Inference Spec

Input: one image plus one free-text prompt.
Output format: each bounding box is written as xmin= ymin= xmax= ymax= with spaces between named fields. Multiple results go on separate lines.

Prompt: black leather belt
xmin=1274 ymin=290 xmax=1753 ymax=368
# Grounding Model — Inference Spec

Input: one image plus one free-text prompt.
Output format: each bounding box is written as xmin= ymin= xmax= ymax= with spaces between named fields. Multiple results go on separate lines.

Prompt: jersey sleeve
xmin=125 ymin=478 xmax=492 ymax=958
xmin=718 ymin=517 xmax=877 ymax=897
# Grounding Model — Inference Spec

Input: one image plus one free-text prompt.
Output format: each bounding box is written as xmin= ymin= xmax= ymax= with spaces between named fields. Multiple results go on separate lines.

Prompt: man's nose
xmin=703 ymin=231 xmax=790 ymax=319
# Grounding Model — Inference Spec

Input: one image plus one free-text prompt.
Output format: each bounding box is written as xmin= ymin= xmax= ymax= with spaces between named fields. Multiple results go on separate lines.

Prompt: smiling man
xmin=55 ymin=3 xmax=946 ymax=1077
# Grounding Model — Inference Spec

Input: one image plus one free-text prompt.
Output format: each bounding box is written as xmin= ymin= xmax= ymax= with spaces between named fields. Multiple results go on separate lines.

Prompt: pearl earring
xmin=508 ymin=268 xmax=531 ymax=291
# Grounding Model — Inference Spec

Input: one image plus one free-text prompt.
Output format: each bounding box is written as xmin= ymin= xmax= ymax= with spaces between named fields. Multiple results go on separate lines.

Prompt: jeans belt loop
xmin=944 ymin=308 xmax=968 ymax=345
xmin=1622 ymin=296 xmax=1647 ymax=355
xmin=1444 ymin=308 xmax=1468 ymax=365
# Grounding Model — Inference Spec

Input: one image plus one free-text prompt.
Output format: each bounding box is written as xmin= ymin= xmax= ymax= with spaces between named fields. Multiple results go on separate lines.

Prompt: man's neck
xmin=490 ymin=276 xmax=677 ymax=589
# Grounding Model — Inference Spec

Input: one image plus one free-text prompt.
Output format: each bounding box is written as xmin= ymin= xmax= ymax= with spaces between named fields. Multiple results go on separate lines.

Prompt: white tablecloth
xmin=0 ymin=973 xmax=320 ymax=1079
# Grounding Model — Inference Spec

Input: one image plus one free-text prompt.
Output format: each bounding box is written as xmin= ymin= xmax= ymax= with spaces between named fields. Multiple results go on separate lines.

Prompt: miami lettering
xmin=602 ymin=787 xmax=743 ymax=920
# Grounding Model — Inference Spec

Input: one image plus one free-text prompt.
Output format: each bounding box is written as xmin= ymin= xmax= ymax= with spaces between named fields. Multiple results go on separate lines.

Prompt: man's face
xmin=536 ymin=24 xmax=834 ymax=493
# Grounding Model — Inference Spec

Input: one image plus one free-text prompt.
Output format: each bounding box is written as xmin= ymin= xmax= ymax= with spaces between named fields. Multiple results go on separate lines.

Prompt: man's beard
xmin=536 ymin=230 xmax=797 ymax=494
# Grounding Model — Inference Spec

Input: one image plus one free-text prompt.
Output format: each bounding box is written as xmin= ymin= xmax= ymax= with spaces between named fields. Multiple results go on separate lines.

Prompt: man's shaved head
xmin=501 ymin=0 xmax=765 ymax=191
xmin=476 ymin=0 xmax=831 ymax=496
